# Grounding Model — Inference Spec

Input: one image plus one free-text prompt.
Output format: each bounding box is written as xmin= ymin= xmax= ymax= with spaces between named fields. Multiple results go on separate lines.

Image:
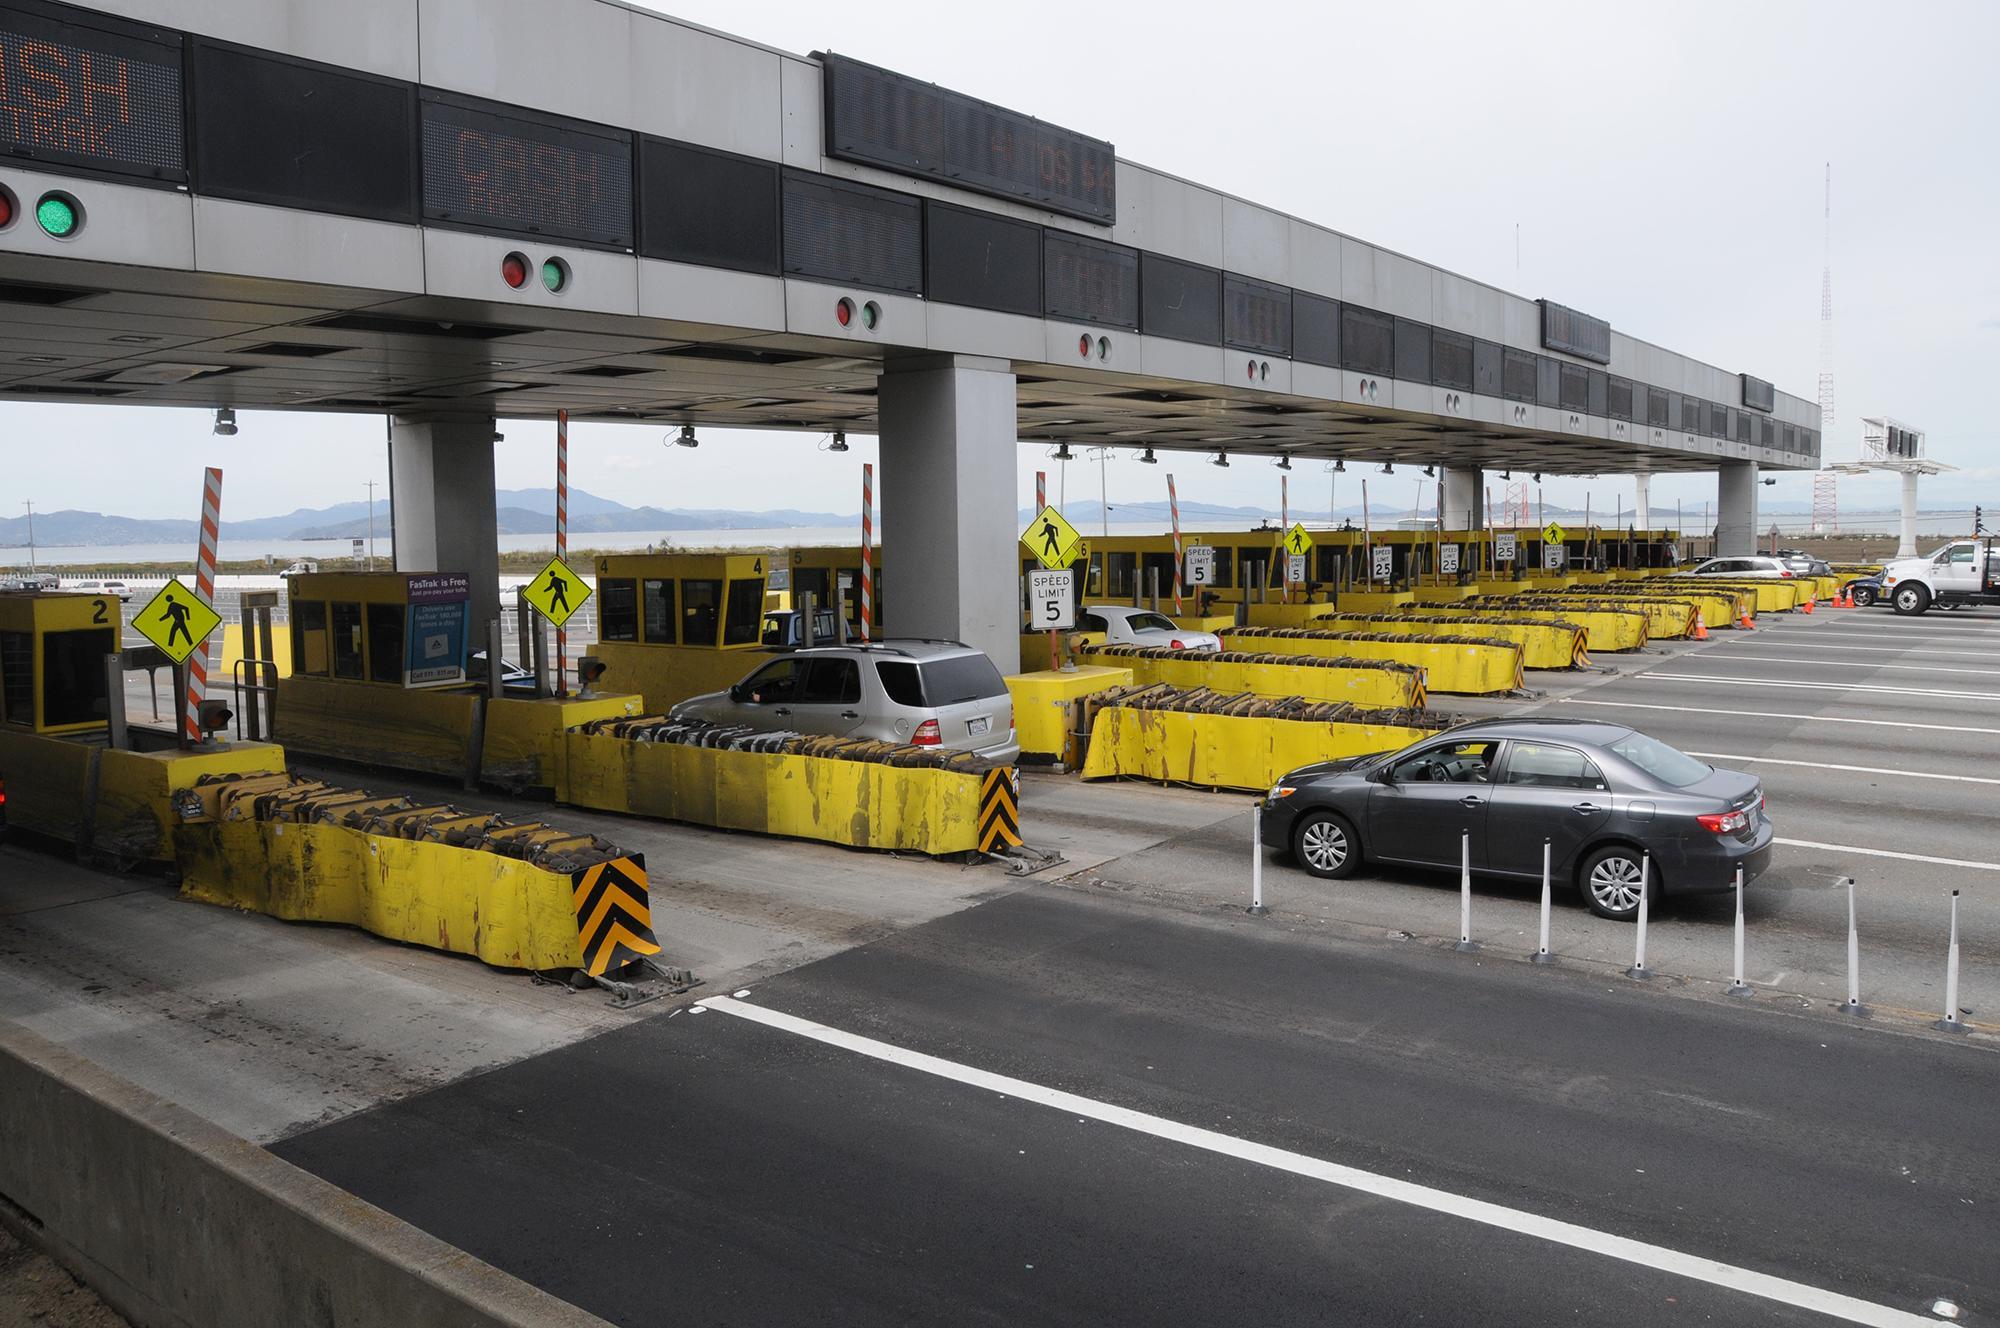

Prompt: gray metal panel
xmin=1371 ymin=248 xmax=1433 ymax=322
xmin=1501 ymin=296 xmax=1540 ymax=352
xmin=1431 ymin=272 xmax=1493 ymax=338
xmin=783 ymin=279 xmax=922 ymax=345
xmin=0 ymin=166 xmax=194 ymax=269
xmin=780 ymin=56 xmax=823 ymax=170
xmin=1288 ymin=220 xmax=1341 ymax=300
xmin=194 ymin=197 xmax=422 ymax=291
xmin=1140 ymin=335 xmax=1224 ymax=387
xmin=424 ymin=230 xmax=637 ymax=317
xmin=1470 ymin=393 xmax=1506 ymax=427
xmin=1293 ymin=362 xmax=1340 ymax=401
xmin=1114 ymin=168 xmax=1223 ymax=268
xmin=89 ymin=0 xmax=419 ymax=80
xmin=927 ymin=304 xmax=1043 ymax=362
xmin=1345 ymin=370 xmax=1386 ymax=409
xmin=1221 ymin=198 xmax=1289 ymax=285
xmin=1222 ymin=349 xmax=1291 ymax=396
xmin=1045 ymin=321 xmax=1137 ymax=375
xmin=639 ymin=259 xmax=785 ymax=333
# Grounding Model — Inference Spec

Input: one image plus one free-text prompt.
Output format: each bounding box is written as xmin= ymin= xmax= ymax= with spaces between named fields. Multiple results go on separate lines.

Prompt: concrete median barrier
xmin=1077 ymin=644 xmax=1428 ymax=706
xmin=1220 ymin=626 xmax=1524 ymax=694
xmin=1308 ymin=611 xmax=1591 ymax=670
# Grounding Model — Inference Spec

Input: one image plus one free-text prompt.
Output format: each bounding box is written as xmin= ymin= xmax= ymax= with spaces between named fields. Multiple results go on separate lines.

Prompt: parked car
xmin=65 ymin=578 xmax=132 ymax=601
xmin=1687 ymin=555 xmax=1798 ymax=579
xmin=1261 ymin=717 xmax=1772 ymax=921
xmin=1076 ymin=604 xmax=1222 ymax=650
xmin=673 ymin=640 xmax=1020 ymax=764
xmin=761 ymin=607 xmax=841 ymax=648
xmin=1841 ymin=571 xmax=1885 ymax=608
xmin=1770 ymin=550 xmax=1833 ymax=578
xmin=467 ymin=650 xmax=535 ymax=693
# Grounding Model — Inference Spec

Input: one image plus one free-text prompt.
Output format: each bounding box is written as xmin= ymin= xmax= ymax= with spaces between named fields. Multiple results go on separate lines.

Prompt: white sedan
xmin=1687 ymin=555 xmax=1798 ymax=579
xmin=1076 ymin=604 xmax=1222 ymax=650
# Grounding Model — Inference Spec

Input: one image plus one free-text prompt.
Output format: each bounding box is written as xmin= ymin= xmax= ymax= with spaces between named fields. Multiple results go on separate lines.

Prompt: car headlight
xmin=1267 ymin=784 xmax=1296 ymax=802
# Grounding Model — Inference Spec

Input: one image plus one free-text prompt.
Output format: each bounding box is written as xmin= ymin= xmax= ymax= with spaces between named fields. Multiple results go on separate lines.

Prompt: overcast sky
xmin=6 ymin=0 xmax=1994 ymax=527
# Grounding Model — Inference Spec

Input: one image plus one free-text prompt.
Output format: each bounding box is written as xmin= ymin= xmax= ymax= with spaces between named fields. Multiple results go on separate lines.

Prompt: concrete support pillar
xmin=1897 ymin=470 xmax=1920 ymax=560
xmin=1716 ymin=462 xmax=1759 ymax=558
xmin=1633 ymin=473 xmax=1651 ymax=530
xmin=390 ymin=415 xmax=500 ymax=634
xmin=1440 ymin=466 xmax=1483 ymax=530
xmin=877 ymin=354 xmax=1018 ymax=668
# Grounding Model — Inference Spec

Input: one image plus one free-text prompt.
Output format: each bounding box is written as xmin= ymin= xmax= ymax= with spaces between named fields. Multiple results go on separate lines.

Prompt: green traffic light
xmin=541 ymin=258 xmax=567 ymax=293
xmin=35 ymin=193 xmax=78 ymax=239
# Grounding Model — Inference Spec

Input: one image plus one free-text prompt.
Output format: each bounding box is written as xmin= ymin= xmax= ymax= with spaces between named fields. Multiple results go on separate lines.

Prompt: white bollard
xmin=1454 ymin=829 xmax=1478 ymax=952
xmin=1627 ymin=853 xmax=1652 ymax=979
xmin=1725 ymin=864 xmax=1753 ymax=997
xmin=1934 ymin=890 xmax=1967 ymax=1033
xmin=1530 ymin=838 xmax=1556 ymax=965
xmin=1247 ymin=802 xmax=1268 ymax=916
xmin=1837 ymin=877 xmax=1868 ymax=1017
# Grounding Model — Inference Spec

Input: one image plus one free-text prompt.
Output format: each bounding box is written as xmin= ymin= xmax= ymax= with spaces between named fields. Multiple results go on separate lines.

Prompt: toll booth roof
xmin=594 ymin=552 xmax=773 ymax=578
xmin=289 ymin=572 xmax=472 ymax=603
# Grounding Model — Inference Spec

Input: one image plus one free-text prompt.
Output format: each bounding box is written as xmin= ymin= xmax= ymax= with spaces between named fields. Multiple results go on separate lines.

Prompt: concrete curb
xmin=0 ymin=1018 xmax=613 ymax=1328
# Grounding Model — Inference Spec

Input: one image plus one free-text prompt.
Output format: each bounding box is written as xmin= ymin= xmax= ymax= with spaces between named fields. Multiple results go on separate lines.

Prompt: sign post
xmin=182 ymin=467 xmax=222 ymax=742
xmin=1168 ymin=473 xmax=1184 ymax=615
xmin=860 ymin=463 xmax=874 ymax=643
xmin=555 ymin=408 xmax=569 ymax=696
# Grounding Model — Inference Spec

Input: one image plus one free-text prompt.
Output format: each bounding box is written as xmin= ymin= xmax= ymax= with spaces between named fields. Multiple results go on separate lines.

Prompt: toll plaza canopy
xmin=0 ymin=0 xmax=1816 ymax=473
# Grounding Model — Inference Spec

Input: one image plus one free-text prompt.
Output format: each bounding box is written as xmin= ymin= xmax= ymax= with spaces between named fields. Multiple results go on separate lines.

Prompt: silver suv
xmin=672 ymin=641 xmax=1019 ymax=764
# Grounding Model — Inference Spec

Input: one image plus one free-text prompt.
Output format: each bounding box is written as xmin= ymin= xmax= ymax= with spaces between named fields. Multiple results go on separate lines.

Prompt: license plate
xmin=968 ymin=717 xmax=990 ymax=736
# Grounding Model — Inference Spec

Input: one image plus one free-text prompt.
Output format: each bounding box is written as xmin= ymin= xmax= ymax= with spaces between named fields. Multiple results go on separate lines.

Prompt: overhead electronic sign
xmin=782 ymin=170 xmax=923 ymax=293
xmin=1044 ymin=231 xmax=1137 ymax=329
xmin=421 ymin=90 xmax=634 ymax=249
xmin=1539 ymin=299 xmax=1611 ymax=364
xmin=1740 ymin=373 xmax=1775 ymax=413
xmin=0 ymin=2 xmax=185 ymax=182
xmin=820 ymin=52 xmax=1115 ymax=225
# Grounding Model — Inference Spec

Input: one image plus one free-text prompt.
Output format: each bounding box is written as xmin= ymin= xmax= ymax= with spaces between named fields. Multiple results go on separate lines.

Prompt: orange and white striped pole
xmin=1168 ymin=473 xmax=1183 ymax=615
xmin=859 ymin=462 xmax=873 ymax=642
xmin=555 ymin=409 xmax=569 ymax=696
xmin=1036 ymin=470 xmax=1046 ymax=512
xmin=183 ymin=466 xmax=222 ymax=742
xmin=1280 ymin=472 xmax=1290 ymax=603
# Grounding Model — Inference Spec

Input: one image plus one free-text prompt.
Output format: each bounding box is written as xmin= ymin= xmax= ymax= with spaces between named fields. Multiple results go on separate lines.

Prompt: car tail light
xmin=912 ymin=719 xmax=942 ymax=746
xmin=1779 ymin=568 xmax=1794 ymax=577
xmin=1697 ymin=808 xmax=1751 ymax=834
xmin=1170 ymin=638 xmax=1186 ymax=650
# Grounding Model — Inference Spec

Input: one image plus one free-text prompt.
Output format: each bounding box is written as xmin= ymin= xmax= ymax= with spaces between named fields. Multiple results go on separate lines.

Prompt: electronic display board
xmin=1224 ymin=274 xmax=1290 ymax=357
xmin=1473 ymin=338 xmax=1501 ymax=396
xmin=1341 ymin=306 xmax=1394 ymax=377
xmin=1741 ymin=373 xmax=1775 ymax=413
xmin=927 ymin=200 xmax=1041 ymax=316
xmin=421 ymin=90 xmax=632 ymax=249
xmin=1141 ymin=254 xmax=1219 ymax=345
xmin=0 ymin=2 xmax=184 ymax=182
xmin=781 ymin=170 xmax=922 ymax=294
xmin=820 ymin=53 xmax=1115 ymax=225
xmin=640 ymin=137 xmax=778 ymax=273
xmin=1607 ymin=375 xmax=1633 ymax=421
xmin=1559 ymin=363 xmax=1588 ymax=412
xmin=1293 ymin=291 xmax=1340 ymax=369
xmin=1539 ymin=299 xmax=1611 ymax=364
xmin=1044 ymin=230 xmax=1137 ymax=329
xmin=1393 ymin=317 xmax=1429 ymax=384
xmin=1502 ymin=347 xmax=1537 ymax=402
xmin=1430 ymin=329 xmax=1472 ymax=390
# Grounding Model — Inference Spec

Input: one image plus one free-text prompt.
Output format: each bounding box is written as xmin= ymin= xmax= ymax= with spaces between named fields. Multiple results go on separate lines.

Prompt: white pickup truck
xmin=1880 ymin=539 xmax=2000 ymax=615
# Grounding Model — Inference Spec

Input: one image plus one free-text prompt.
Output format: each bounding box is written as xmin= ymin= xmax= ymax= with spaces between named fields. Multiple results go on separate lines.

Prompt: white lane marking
xmin=693 ymin=995 xmax=1935 ymax=1328
xmin=1553 ymin=697 xmax=2000 ymax=737
xmin=1684 ymin=752 xmax=2000 ymax=786
xmin=1715 ymin=642 xmax=2000 ymax=659
xmin=1686 ymin=654 xmax=2000 ymax=677
xmin=1774 ymin=838 xmax=2000 ymax=873
xmin=1637 ymin=673 xmax=2000 ymax=702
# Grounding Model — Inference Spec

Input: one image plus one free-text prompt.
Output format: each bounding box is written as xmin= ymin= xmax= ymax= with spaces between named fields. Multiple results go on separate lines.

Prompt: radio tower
xmin=1811 ymin=163 xmax=1839 ymax=534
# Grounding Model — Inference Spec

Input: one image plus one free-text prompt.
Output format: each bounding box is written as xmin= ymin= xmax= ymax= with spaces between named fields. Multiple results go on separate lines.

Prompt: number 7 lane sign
xmin=1029 ymin=568 xmax=1074 ymax=630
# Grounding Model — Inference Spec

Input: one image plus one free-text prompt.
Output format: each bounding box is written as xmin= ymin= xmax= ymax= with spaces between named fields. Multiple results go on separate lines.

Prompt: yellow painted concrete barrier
xmin=1309 ymin=612 xmax=1589 ymax=670
xmin=172 ymin=771 xmax=660 ymax=977
xmin=1006 ymin=666 xmax=1135 ymax=759
xmin=1655 ymin=578 xmax=1809 ymax=613
xmin=1535 ymin=585 xmax=1743 ymax=630
xmin=560 ymin=716 xmax=1006 ymax=856
xmin=1220 ymin=626 xmax=1524 ymax=695
xmin=1079 ymin=686 xmax=1451 ymax=791
xmin=1075 ymin=645 xmax=1427 ymax=707
xmin=1445 ymin=598 xmax=1655 ymax=650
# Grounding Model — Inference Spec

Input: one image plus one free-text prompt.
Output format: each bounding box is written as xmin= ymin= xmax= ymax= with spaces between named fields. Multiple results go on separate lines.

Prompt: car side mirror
xmin=1376 ymin=766 xmax=1394 ymax=785
xmin=729 ymin=684 xmax=748 ymax=703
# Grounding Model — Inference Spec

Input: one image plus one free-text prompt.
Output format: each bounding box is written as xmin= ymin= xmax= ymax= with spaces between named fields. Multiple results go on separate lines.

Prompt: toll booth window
xmin=41 ymin=629 xmax=115 ymax=728
xmin=1141 ymin=552 xmax=1177 ymax=596
xmin=1209 ymin=548 xmax=1234 ymax=590
xmin=722 ymin=580 xmax=763 ymax=646
xmin=800 ymin=658 xmax=862 ymax=706
xmin=331 ymin=602 xmax=365 ymax=680
xmin=291 ymin=599 xmax=329 ymax=676
xmin=365 ymin=603 xmax=404 ymax=684
xmin=795 ymin=567 xmax=830 ymax=609
xmin=683 ymin=580 xmax=721 ymax=646
xmin=1 ymin=631 xmax=31 ymax=725
xmin=599 ymin=578 xmax=639 ymax=642
xmin=1105 ymin=552 xmax=1137 ymax=599
xmin=642 ymin=579 xmax=675 ymax=644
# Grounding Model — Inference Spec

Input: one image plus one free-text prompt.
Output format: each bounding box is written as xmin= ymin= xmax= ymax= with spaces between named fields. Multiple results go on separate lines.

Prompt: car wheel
xmin=1580 ymin=846 xmax=1652 ymax=921
xmin=1850 ymin=586 xmax=1876 ymax=607
xmin=1293 ymin=810 xmax=1359 ymax=880
xmin=1892 ymin=584 xmax=1930 ymax=616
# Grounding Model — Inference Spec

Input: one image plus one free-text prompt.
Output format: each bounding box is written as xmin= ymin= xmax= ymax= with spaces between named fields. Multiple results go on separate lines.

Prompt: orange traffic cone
xmin=1692 ymin=619 xmax=1710 ymax=640
xmin=1801 ymin=599 xmax=1815 ymax=614
xmin=1739 ymin=612 xmax=1756 ymax=630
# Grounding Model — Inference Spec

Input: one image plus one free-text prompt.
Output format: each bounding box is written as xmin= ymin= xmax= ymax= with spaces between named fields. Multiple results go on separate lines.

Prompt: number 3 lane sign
xmin=1029 ymin=568 xmax=1074 ymax=630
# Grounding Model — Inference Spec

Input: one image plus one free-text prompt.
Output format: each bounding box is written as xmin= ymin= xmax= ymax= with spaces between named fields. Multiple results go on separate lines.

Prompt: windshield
xmin=1127 ymin=613 xmax=1177 ymax=632
xmin=1609 ymin=732 xmax=1712 ymax=788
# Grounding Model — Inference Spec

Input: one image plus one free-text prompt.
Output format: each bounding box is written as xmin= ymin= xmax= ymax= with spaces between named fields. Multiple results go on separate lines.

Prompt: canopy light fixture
xmin=1423 ymin=464 xmax=1436 ymax=478
xmin=671 ymin=424 xmax=699 ymax=449
xmin=1136 ymin=447 xmax=1158 ymax=464
xmin=1380 ymin=463 xmax=1395 ymax=475
xmin=211 ymin=407 xmax=237 ymax=437
xmin=1050 ymin=443 xmax=1075 ymax=462
xmin=1274 ymin=456 xmax=1292 ymax=471
xmin=1211 ymin=450 xmax=1231 ymax=468
xmin=827 ymin=429 xmax=849 ymax=453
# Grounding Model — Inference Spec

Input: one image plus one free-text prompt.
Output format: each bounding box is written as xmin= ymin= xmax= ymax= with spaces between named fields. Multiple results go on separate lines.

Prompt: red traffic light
xmin=836 ymin=297 xmax=854 ymax=327
xmin=0 ymin=189 xmax=13 ymax=229
xmin=501 ymin=252 xmax=529 ymax=289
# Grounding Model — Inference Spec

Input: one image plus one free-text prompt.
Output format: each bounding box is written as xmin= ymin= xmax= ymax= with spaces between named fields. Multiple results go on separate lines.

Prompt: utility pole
xmin=364 ymin=480 xmax=378 ymax=570
xmin=21 ymin=500 xmax=35 ymax=575
xmin=1812 ymin=162 xmax=1840 ymax=534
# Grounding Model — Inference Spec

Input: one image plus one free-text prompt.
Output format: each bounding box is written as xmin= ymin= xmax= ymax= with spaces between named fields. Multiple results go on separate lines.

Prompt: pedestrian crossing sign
xmin=523 ymin=556 xmax=590 ymax=628
xmin=1284 ymin=522 xmax=1315 ymax=556
xmin=132 ymin=580 xmax=221 ymax=665
xmin=1021 ymin=505 xmax=1084 ymax=570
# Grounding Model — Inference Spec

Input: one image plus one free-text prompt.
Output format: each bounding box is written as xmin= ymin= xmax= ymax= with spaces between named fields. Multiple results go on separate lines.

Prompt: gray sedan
xmin=1260 ymin=717 xmax=1773 ymax=920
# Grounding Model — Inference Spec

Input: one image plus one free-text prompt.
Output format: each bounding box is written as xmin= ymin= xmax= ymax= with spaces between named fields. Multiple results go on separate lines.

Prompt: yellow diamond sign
xmin=132 ymin=580 xmax=221 ymax=665
xmin=1021 ymin=505 xmax=1084 ymax=570
xmin=523 ymin=556 xmax=591 ymax=628
xmin=1542 ymin=522 xmax=1567 ymax=546
xmin=1284 ymin=522 xmax=1315 ymax=556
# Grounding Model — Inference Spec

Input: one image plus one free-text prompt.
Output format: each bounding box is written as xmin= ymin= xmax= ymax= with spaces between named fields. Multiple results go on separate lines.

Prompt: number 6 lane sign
xmin=1029 ymin=568 xmax=1074 ymax=630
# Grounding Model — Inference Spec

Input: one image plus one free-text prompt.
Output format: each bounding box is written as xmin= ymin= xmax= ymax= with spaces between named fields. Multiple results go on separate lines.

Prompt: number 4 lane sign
xmin=1029 ymin=568 xmax=1074 ymax=630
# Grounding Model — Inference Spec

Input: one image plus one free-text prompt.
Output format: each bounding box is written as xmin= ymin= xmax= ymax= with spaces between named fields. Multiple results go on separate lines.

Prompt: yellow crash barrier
xmin=1531 ymin=586 xmax=1740 ymax=632
xmin=559 ymin=716 xmax=1012 ymax=856
xmin=1444 ymin=598 xmax=1655 ymax=650
xmin=1079 ymin=686 xmax=1451 ymax=792
xmin=1655 ymin=578 xmax=1809 ymax=613
xmin=172 ymin=771 xmax=661 ymax=977
xmin=1075 ymin=645 xmax=1427 ymax=707
xmin=1006 ymin=666 xmax=1136 ymax=759
xmin=1220 ymin=626 xmax=1524 ymax=695
xmin=1308 ymin=612 xmax=1590 ymax=670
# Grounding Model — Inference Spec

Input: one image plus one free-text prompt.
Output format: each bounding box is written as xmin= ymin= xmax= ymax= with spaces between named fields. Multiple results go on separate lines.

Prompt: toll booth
xmin=781 ymin=545 xmax=882 ymax=635
xmin=286 ymin=572 xmax=471 ymax=689
xmin=591 ymin=552 xmax=776 ymax=712
xmin=0 ymin=591 xmax=119 ymax=735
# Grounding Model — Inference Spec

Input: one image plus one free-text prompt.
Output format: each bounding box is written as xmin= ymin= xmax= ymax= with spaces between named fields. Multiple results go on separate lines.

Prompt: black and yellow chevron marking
xmin=1413 ymin=673 xmax=1429 ymax=709
xmin=977 ymin=768 xmax=1022 ymax=852
xmin=570 ymin=855 xmax=662 ymax=977
xmin=1571 ymin=632 xmax=1592 ymax=670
